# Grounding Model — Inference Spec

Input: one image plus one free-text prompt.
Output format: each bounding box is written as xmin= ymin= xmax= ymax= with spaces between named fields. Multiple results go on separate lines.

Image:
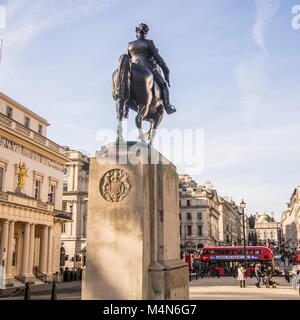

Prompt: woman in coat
xmin=238 ymin=263 xmax=246 ymax=288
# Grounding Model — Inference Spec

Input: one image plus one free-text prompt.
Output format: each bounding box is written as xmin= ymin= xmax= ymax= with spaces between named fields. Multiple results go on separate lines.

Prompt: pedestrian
xmin=284 ymin=267 xmax=289 ymax=283
xmin=255 ymin=263 xmax=262 ymax=288
xmin=237 ymin=264 xmax=246 ymax=288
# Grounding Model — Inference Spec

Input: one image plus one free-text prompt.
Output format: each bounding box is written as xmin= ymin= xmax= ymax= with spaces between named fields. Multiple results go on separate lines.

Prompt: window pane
xmin=34 ymin=180 xmax=40 ymax=200
xmin=24 ymin=117 xmax=30 ymax=128
xmin=6 ymin=106 xmax=12 ymax=118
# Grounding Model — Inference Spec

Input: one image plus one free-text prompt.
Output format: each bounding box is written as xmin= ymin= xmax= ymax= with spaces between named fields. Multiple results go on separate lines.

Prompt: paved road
xmin=0 ymin=277 xmax=299 ymax=300
xmin=189 ymin=276 xmax=300 ymax=300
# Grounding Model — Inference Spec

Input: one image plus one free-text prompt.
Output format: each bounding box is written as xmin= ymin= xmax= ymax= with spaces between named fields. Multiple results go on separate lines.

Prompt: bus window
xmin=233 ymin=250 xmax=242 ymax=254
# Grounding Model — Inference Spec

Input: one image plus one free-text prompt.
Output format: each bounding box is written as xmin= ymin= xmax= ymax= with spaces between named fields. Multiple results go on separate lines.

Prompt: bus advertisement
xmin=199 ymin=246 xmax=275 ymax=276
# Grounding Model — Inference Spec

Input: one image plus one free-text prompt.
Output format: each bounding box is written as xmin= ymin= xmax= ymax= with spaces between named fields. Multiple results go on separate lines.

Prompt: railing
xmin=33 ymin=266 xmax=47 ymax=283
xmin=0 ymin=112 xmax=64 ymax=154
xmin=48 ymin=141 xmax=60 ymax=152
xmin=0 ymin=114 xmax=12 ymax=127
xmin=37 ymin=201 xmax=48 ymax=210
xmin=15 ymin=123 xmax=30 ymax=136
xmin=0 ymin=191 xmax=8 ymax=201
xmin=33 ymin=132 xmax=46 ymax=144
xmin=1 ymin=191 xmax=56 ymax=213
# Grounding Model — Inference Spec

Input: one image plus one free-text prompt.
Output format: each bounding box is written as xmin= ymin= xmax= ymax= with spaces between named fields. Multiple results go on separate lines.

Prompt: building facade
xmin=218 ymin=197 xmax=242 ymax=246
xmin=281 ymin=187 xmax=300 ymax=254
xmin=60 ymin=148 xmax=89 ymax=269
xmin=0 ymin=92 xmax=71 ymax=287
xmin=179 ymin=175 xmax=221 ymax=253
xmin=254 ymin=212 xmax=281 ymax=247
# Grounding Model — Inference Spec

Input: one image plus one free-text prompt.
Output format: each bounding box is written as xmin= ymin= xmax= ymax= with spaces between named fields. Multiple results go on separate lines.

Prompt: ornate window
xmin=6 ymin=106 xmax=12 ymax=118
xmin=198 ymin=225 xmax=202 ymax=236
xmin=34 ymin=180 xmax=41 ymax=200
xmin=62 ymin=201 xmax=67 ymax=212
xmin=186 ymin=212 xmax=192 ymax=220
xmin=49 ymin=185 xmax=56 ymax=204
xmin=187 ymin=225 xmax=192 ymax=236
xmin=63 ymin=181 xmax=68 ymax=192
xmin=24 ymin=116 xmax=30 ymax=128
xmin=38 ymin=124 xmax=43 ymax=135
xmin=197 ymin=212 xmax=202 ymax=220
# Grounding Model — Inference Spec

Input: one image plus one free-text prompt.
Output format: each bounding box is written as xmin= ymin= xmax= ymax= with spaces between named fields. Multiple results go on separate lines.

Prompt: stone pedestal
xmin=82 ymin=142 xmax=189 ymax=300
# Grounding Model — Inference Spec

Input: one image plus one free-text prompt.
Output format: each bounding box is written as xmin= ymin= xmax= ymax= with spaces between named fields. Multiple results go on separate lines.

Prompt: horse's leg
xmin=117 ymin=119 xmax=124 ymax=142
xmin=135 ymin=104 xmax=149 ymax=143
xmin=149 ymin=106 xmax=164 ymax=145
xmin=116 ymin=99 xmax=124 ymax=142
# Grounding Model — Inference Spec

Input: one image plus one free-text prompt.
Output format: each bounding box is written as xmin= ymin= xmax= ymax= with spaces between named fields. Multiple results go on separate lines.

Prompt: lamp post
xmin=239 ymin=199 xmax=247 ymax=269
xmin=184 ymin=225 xmax=187 ymax=255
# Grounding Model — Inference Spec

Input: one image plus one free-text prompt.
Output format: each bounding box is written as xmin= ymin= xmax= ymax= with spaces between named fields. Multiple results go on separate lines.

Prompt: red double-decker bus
xmin=200 ymin=246 xmax=274 ymax=276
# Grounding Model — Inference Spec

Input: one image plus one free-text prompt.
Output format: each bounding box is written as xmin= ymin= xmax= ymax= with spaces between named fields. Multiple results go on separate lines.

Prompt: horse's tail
xmin=112 ymin=54 xmax=131 ymax=103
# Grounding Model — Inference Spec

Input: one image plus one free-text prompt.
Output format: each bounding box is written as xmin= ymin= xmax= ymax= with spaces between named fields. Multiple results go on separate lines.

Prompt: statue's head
xmin=136 ymin=23 xmax=149 ymax=38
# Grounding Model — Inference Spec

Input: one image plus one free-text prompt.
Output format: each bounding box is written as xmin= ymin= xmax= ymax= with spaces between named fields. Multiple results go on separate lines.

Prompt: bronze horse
xmin=112 ymin=54 xmax=165 ymax=144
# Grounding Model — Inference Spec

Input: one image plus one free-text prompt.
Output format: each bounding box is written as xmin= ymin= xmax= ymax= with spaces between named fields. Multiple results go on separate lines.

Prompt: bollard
xmin=24 ymin=282 xmax=31 ymax=300
xmin=51 ymin=280 xmax=57 ymax=300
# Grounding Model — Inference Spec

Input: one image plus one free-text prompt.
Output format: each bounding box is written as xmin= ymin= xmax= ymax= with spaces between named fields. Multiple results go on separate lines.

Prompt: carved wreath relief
xmin=99 ymin=169 xmax=132 ymax=202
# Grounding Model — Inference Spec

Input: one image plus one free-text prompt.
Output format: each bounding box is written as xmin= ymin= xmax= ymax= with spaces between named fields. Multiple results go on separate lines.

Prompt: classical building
xmin=218 ymin=197 xmax=242 ymax=246
xmin=254 ymin=212 xmax=281 ymax=247
xmin=60 ymin=148 xmax=89 ymax=269
xmin=0 ymin=92 xmax=71 ymax=287
xmin=179 ymin=174 xmax=221 ymax=253
xmin=281 ymin=187 xmax=300 ymax=254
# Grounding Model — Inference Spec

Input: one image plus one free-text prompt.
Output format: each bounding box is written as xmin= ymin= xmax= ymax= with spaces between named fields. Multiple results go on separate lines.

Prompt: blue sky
xmin=0 ymin=0 xmax=299 ymax=219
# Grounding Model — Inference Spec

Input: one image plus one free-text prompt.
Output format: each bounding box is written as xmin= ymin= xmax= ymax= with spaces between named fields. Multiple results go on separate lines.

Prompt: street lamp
xmin=184 ymin=225 xmax=187 ymax=255
xmin=239 ymin=199 xmax=247 ymax=270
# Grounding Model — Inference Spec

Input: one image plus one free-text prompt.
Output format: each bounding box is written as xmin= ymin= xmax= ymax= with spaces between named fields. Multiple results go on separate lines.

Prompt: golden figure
xmin=17 ymin=162 xmax=26 ymax=189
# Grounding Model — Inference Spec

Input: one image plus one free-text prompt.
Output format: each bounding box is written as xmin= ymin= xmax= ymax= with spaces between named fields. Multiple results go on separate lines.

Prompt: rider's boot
xmin=162 ymin=84 xmax=176 ymax=114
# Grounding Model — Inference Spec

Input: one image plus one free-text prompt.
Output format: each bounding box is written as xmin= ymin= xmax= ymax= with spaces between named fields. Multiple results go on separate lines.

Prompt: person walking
xmin=255 ymin=263 xmax=262 ymax=288
xmin=238 ymin=264 xmax=246 ymax=288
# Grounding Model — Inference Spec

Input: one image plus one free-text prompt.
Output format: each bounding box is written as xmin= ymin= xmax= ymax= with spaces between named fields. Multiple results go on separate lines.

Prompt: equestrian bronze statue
xmin=112 ymin=23 xmax=176 ymax=144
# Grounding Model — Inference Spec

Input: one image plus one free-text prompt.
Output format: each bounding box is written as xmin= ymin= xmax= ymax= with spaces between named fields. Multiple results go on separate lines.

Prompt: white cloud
xmin=253 ymin=0 xmax=280 ymax=54
xmin=1 ymin=0 xmax=122 ymax=51
xmin=235 ymin=0 xmax=280 ymax=123
xmin=235 ymin=56 xmax=268 ymax=121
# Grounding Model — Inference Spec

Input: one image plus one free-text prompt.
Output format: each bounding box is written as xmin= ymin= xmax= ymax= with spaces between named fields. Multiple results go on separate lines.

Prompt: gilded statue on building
xmin=17 ymin=162 xmax=26 ymax=189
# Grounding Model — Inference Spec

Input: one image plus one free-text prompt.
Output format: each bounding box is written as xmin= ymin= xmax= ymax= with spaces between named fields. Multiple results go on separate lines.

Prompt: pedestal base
xmin=82 ymin=142 xmax=189 ymax=300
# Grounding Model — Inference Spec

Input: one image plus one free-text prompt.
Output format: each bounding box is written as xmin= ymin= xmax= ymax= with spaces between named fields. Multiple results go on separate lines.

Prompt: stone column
xmin=20 ymin=223 xmax=30 ymax=278
xmin=39 ymin=225 xmax=48 ymax=275
xmin=6 ymin=220 xmax=15 ymax=286
xmin=0 ymin=220 xmax=9 ymax=266
xmin=47 ymin=227 xmax=53 ymax=278
xmin=27 ymin=224 xmax=35 ymax=277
